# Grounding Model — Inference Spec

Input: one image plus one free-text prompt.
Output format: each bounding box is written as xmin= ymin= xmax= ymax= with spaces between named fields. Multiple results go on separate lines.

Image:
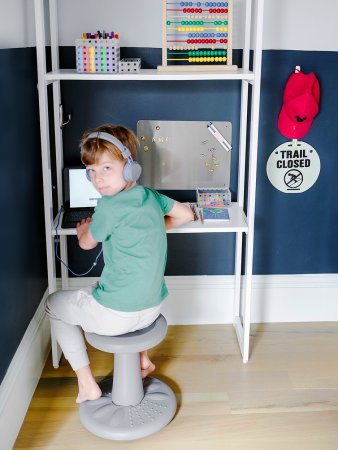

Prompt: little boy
xmin=46 ymin=124 xmax=193 ymax=403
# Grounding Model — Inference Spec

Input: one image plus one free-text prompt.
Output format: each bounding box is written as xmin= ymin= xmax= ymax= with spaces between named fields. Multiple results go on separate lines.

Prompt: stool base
xmin=79 ymin=377 xmax=177 ymax=440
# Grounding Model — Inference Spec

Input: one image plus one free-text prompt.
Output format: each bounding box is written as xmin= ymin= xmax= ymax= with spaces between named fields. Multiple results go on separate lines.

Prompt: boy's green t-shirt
xmin=89 ymin=185 xmax=174 ymax=312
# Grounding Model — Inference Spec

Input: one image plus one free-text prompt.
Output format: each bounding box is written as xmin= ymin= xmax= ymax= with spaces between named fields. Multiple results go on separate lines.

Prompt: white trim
xmin=0 ymin=290 xmax=51 ymax=450
xmin=164 ymin=274 xmax=338 ymax=324
xmin=61 ymin=274 xmax=338 ymax=324
xmin=250 ymin=274 xmax=338 ymax=323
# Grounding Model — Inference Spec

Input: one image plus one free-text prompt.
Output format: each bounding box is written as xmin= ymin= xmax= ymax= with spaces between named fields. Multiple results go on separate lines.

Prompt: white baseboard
xmin=163 ymin=273 xmax=338 ymax=324
xmin=0 ymin=289 xmax=51 ymax=450
xmin=64 ymin=273 xmax=338 ymax=324
xmin=249 ymin=274 xmax=338 ymax=323
xmin=2 ymin=273 xmax=338 ymax=449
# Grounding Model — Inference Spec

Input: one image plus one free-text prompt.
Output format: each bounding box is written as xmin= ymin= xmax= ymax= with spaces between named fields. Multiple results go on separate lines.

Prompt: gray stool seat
xmin=79 ymin=314 xmax=177 ymax=440
xmin=85 ymin=314 xmax=168 ymax=354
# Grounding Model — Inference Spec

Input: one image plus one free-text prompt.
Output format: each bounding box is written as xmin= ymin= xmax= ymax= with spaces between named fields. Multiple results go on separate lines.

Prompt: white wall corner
xmin=0 ymin=289 xmax=51 ymax=450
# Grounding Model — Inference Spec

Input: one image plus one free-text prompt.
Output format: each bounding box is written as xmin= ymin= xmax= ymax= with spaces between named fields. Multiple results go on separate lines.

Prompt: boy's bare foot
xmin=76 ymin=383 xmax=102 ymax=404
xmin=140 ymin=351 xmax=156 ymax=379
xmin=141 ymin=361 xmax=156 ymax=379
xmin=75 ymin=365 xmax=102 ymax=403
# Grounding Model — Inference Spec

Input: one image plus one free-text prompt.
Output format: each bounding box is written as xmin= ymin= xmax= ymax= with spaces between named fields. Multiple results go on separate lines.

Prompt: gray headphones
xmin=83 ymin=131 xmax=142 ymax=182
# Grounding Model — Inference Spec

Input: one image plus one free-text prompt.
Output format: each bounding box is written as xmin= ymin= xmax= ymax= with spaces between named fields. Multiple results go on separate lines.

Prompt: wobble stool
xmin=79 ymin=314 xmax=177 ymax=440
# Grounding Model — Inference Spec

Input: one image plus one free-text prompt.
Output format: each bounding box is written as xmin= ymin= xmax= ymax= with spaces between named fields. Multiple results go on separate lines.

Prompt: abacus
xmin=75 ymin=35 xmax=120 ymax=73
xmin=158 ymin=0 xmax=237 ymax=72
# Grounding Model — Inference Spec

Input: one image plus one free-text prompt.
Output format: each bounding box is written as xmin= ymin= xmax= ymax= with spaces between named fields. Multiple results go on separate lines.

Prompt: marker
xmin=207 ymin=122 xmax=232 ymax=151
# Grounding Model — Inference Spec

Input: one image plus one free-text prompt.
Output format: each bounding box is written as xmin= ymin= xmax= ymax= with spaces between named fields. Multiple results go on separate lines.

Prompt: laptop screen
xmin=67 ymin=168 xmax=101 ymax=208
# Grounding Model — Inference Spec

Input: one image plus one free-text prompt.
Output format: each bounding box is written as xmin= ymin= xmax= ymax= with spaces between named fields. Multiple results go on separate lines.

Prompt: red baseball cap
xmin=278 ymin=71 xmax=320 ymax=139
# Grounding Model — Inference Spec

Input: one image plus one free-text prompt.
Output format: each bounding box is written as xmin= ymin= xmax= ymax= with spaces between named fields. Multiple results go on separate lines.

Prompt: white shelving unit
xmin=34 ymin=0 xmax=264 ymax=366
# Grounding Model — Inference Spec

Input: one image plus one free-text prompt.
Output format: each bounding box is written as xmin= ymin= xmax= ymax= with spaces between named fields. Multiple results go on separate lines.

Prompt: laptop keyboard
xmin=62 ymin=210 xmax=94 ymax=228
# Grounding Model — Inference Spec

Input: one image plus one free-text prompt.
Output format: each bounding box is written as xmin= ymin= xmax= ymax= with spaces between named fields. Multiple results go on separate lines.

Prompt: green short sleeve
xmin=89 ymin=197 xmax=113 ymax=242
xmin=150 ymin=189 xmax=175 ymax=215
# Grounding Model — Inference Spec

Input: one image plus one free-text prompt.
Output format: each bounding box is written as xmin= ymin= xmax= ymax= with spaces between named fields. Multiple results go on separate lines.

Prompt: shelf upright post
xmin=48 ymin=0 xmax=64 ymax=367
xmin=233 ymin=0 xmax=252 ymax=350
xmin=49 ymin=0 xmax=69 ymax=290
xmin=34 ymin=0 xmax=56 ymax=294
xmin=242 ymin=0 xmax=265 ymax=362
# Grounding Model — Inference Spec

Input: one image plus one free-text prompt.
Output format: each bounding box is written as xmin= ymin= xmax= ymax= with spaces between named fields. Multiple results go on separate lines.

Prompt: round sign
xmin=266 ymin=141 xmax=320 ymax=193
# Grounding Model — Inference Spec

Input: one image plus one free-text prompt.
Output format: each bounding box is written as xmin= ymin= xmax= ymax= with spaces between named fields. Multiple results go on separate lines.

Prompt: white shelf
xmin=171 ymin=203 xmax=248 ymax=233
xmin=52 ymin=203 xmax=248 ymax=236
xmin=45 ymin=68 xmax=254 ymax=82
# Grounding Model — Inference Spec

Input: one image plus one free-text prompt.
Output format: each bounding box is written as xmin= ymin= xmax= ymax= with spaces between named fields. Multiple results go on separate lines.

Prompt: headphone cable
xmin=54 ymin=207 xmax=103 ymax=277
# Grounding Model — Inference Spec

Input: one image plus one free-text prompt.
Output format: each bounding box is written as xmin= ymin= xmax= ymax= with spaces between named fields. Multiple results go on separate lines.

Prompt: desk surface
xmin=52 ymin=203 xmax=248 ymax=236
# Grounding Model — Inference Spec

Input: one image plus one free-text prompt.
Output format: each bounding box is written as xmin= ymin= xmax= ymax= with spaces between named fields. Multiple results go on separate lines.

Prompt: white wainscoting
xmin=0 ymin=290 xmax=51 ymax=450
xmin=1 ymin=273 xmax=338 ymax=449
xmin=58 ymin=273 xmax=338 ymax=324
xmin=163 ymin=274 xmax=338 ymax=324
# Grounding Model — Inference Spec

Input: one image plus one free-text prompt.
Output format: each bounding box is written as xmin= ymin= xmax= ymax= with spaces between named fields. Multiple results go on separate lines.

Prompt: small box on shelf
xmin=196 ymin=187 xmax=231 ymax=208
xmin=118 ymin=58 xmax=141 ymax=73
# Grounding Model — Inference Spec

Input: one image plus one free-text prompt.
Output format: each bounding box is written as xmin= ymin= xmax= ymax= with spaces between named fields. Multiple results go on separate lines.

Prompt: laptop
xmin=61 ymin=167 xmax=101 ymax=228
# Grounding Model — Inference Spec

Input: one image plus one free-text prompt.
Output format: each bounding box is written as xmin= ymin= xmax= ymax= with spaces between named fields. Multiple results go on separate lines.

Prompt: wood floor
xmin=15 ymin=323 xmax=338 ymax=450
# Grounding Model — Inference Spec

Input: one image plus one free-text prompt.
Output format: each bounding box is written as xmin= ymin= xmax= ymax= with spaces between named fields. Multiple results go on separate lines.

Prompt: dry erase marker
xmin=207 ymin=122 xmax=232 ymax=151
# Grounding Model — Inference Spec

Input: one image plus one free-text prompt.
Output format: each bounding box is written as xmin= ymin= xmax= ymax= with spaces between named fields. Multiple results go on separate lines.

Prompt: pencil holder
xmin=75 ymin=39 xmax=120 ymax=73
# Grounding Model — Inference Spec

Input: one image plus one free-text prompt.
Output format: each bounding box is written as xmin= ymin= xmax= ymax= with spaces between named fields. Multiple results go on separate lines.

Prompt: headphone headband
xmin=85 ymin=131 xmax=132 ymax=160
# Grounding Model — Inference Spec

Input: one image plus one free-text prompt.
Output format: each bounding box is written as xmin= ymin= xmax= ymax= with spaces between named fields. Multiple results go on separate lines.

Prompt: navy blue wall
xmin=59 ymin=47 xmax=338 ymax=277
xmin=58 ymin=47 xmax=242 ymax=276
xmin=0 ymin=48 xmax=48 ymax=383
xmin=256 ymin=51 xmax=338 ymax=274
xmin=1 ymin=46 xmax=337 ymax=382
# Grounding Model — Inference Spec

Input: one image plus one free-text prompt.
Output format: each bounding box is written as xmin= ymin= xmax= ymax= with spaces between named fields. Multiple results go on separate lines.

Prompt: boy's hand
xmin=76 ymin=217 xmax=92 ymax=241
xmin=76 ymin=217 xmax=98 ymax=249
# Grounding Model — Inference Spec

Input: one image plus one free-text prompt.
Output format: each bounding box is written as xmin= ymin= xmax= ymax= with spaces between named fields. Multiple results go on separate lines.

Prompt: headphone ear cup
xmin=85 ymin=170 xmax=91 ymax=182
xmin=123 ymin=161 xmax=142 ymax=182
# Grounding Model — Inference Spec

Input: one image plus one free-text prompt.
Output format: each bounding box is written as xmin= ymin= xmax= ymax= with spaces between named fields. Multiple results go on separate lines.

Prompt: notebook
xmin=61 ymin=167 xmax=101 ymax=228
xmin=202 ymin=207 xmax=230 ymax=221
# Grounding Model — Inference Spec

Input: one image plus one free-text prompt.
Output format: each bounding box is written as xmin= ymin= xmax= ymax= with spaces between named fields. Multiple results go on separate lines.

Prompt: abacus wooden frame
xmin=158 ymin=0 xmax=237 ymax=72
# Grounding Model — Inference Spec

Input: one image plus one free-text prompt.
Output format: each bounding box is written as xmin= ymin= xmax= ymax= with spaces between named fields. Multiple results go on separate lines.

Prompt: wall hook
xmin=59 ymin=104 xmax=71 ymax=129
